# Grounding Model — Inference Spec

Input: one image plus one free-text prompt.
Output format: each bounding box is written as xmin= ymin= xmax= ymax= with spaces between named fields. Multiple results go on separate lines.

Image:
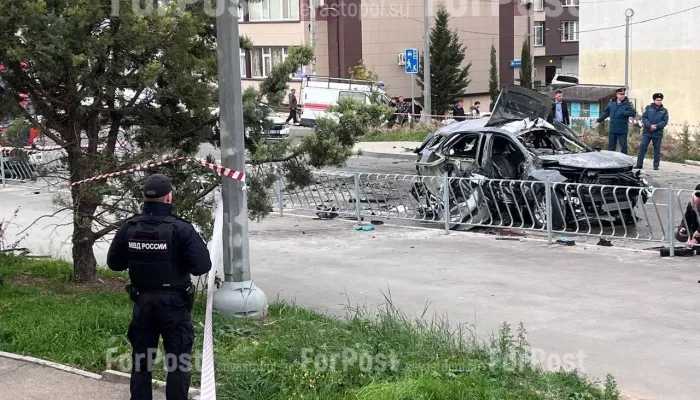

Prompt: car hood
xmin=538 ymin=150 xmax=636 ymax=169
xmin=486 ymin=85 xmax=553 ymax=127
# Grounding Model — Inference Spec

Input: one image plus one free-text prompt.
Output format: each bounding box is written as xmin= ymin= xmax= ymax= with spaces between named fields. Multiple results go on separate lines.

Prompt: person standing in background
xmin=596 ymin=88 xmax=637 ymax=154
xmin=635 ymin=93 xmax=669 ymax=170
xmin=550 ymin=90 xmax=570 ymax=125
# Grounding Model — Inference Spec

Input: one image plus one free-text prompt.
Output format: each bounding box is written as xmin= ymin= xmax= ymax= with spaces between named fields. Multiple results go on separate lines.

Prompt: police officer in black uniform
xmin=107 ymin=174 xmax=212 ymax=400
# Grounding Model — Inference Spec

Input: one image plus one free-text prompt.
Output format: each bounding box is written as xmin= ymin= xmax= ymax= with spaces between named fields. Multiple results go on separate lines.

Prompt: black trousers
xmin=128 ymin=292 xmax=194 ymax=400
xmin=286 ymin=108 xmax=297 ymax=124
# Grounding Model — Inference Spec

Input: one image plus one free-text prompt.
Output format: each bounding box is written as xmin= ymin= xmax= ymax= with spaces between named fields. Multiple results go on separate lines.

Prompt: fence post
xmin=443 ymin=170 xmax=450 ymax=234
xmin=354 ymin=171 xmax=361 ymax=223
xmin=668 ymin=183 xmax=674 ymax=257
xmin=545 ymin=178 xmax=552 ymax=245
xmin=0 ymin=149 xmax=5 ymax=187
xmin=276 ymin=176 xmax=283 ymax=217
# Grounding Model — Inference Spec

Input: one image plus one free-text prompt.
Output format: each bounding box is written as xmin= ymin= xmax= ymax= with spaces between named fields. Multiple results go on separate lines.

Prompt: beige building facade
xmin=579 ymin=1 xmax=700 ymax=130
xmin=238 ymin=1 xmax=539 ymax=110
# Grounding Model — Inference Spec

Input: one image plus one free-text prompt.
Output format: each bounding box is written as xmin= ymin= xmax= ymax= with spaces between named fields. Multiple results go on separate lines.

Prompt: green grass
xmin=359 ymin=127 xmax=430 ymax=142
xmin=0 ymin=254 xmax=620 ymax=399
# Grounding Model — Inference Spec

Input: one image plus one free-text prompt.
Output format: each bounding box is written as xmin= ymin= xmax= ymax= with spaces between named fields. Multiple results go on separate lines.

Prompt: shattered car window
xmin=501 ymin=93 xmax=545 ymax=120
xmin=520 ymin=129 xmax=587 ymax=155
xmin=448 ymin=134 xmax=480 ymax=158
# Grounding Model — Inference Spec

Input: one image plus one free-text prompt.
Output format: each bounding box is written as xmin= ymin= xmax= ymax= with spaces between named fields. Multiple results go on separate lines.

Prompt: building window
xmin=534 ymin=22 xmax=544 ymax=47
xmin=534 ymin=0 xmax=544 ymax=12
xmin=240 ymin=49 xmax=246 ymax=77
xmin=248 ymin=0 xmax=300 ymax=21
xmin=562 ymin=0 xmax=579 ymax=6
xmin=251 ymin=47 xmax=288 ymax=78
xmin=561 ymin=21 xmax=579 ymax=42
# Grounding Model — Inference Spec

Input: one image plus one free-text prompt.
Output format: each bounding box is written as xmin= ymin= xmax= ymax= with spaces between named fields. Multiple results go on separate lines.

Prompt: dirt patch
xmin=8 ymin=272 xmax=127 ymax=293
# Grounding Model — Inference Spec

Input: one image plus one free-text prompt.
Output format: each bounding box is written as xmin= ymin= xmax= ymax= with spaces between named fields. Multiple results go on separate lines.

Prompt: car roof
xmin=431 ymin=118 xmax=517 ymax=138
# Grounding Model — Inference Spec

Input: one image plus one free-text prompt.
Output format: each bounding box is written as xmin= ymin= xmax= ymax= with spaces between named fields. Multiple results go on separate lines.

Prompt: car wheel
xmin=531 ymin=186 xmax=567 ymax=230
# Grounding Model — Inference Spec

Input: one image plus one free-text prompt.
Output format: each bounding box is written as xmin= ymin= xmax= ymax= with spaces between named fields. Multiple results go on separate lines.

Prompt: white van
xmin=299 ymin=76 xmax=391 ymax=127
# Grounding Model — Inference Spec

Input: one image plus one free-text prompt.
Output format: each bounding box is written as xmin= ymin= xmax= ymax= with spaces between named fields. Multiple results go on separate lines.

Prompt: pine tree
xmin=488 ymin=44 xmax=499 ymax=111
xmin=519 ymin=38 xmax=533 ymax=89
xmin=416 ymin=3 xmax=472 ymax=115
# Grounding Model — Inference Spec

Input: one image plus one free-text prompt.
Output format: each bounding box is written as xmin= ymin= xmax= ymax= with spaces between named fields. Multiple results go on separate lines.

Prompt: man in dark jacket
xmin=107 ymin=174 xmax=212 ymax=400
xmin=596 ymin=88 xmax=637 ymax=154
xmin=549 ymin=90 xmax=570 ymax=125
xmin=676 ymin=185 xmax=700 ymax=245
xmin=635 ymin=93 xmax=669 ymax=170
xmin=285 ymin=89 xmax=298 ymax=125
xmin=452 ymin=100 xmax=466 ymax=121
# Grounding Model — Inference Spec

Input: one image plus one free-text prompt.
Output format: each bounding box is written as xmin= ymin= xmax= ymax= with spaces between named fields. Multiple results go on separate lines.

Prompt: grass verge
xmin=360 ymin=126 xmax=431 ymax=142
xmin=0 ymin=254 xmax=621 ymax=399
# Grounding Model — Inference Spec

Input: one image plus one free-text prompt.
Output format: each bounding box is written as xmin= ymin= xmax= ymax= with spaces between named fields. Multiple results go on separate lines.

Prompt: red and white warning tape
xmin=70 ymin=156 xmax=245 ymax=187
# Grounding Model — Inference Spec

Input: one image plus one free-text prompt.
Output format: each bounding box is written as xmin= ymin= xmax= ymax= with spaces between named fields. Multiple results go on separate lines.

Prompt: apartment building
xmin=580 ymin=1 xmax=700 ymax=128
xmin=531 ymin=0 xmax=579 ymax=87
xmin=238 ymin=0 xmax=312 ymax=94
xmin=237 ymin=1 xmax=543 ymax=106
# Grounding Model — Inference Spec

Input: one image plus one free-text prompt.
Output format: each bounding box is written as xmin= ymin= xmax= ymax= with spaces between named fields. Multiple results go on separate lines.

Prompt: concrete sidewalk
xmin=0 ymin=354 xmax=165 ymax=400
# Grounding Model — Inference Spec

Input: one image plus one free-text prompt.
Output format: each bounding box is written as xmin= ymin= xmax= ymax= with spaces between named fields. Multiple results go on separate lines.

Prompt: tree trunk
xmin=66 ymin=127 xmax=101 ymax=283
xmin=72 ymin=222 xmax=97 ymax=283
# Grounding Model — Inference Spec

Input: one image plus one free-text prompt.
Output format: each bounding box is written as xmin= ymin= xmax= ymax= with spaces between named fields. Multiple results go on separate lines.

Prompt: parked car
xmin=411 ymin=85 xmax=650 ymax=229
xmin=550 ymin=74 xmax=579 ymax=86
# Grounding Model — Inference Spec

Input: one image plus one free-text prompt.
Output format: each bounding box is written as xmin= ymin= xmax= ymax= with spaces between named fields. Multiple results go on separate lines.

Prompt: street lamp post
xmin=212 ymin=0 xmax=268 ymax=319
xmin=625 ymin=8 xmax=634 ymax=92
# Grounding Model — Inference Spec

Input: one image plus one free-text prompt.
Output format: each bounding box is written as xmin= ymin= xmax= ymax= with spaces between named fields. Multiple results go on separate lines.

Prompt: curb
xmin=0 ymin=351 xmax=102 ymax=380
xmin=684 ymin=159 xmax=700 ymax=167
xmin=356 ymin=151 xmax=417 ymax=161
xmin=0 ymin=352 xmax=201 ymax=399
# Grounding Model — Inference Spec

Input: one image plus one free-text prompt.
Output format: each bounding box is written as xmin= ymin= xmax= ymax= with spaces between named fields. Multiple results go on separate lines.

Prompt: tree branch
xmin=195 ymin=179 xmax=221 ymax=201
xmin=16 ymin=207 xmax=72 ymax=235
xmin=93 ymin=219 xmax=127 ymax=241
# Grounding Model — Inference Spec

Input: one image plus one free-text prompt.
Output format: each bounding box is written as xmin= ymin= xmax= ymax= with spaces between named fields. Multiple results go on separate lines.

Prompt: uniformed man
xmin=107 ymin=173 xmax=212 ymax=400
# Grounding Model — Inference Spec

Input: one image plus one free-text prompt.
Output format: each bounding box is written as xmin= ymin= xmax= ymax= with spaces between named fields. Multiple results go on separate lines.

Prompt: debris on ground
xmin=370 ymin=220 xmax=384 ymax=225
xmin=316 ymin=205 xmax=339 ymax=219
xmin=597 ymin=238 xmax=613 ymax=247
xmin=354 ymin=225 xmax=375 ymax=232
xmin=660 ymin=247 xmax=697 ymax=257
xmin=555 ymin=237 xmax=576 ymax=246
xmin=496 ymin=237 xmax=520 ymax=241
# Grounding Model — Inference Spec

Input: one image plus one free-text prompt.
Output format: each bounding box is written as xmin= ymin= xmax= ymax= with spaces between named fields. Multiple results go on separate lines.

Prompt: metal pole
xmin=277 ymin=177 xmax=283 ymax=217
xmin=423 ymin=0 xmax=431 ymax=124
xmin=410 ymin=74 xmax=415 ymax=126
xmin=354 ymin=171 xmax=361 ymax=223
xmin=0 ymin=149 xmax=5 ymax=187
xmin=309 ymin=0 xmax=316 ymax=75
xmin=624 ymin=9 xmax=634 ymax=92
xmin=443 ymin=171 xmax=450 ymax=234
xmin=213 ymin=0 xmax=267 ymax=319
xmin=545 ymin=178 xmax=552 ymax=244
xmin=668 ymin=183 xmax=674 ymax=257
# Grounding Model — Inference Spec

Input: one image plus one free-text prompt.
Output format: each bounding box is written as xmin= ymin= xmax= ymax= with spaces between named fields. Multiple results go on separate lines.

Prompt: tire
xmin=531 ymin=186 xmax=567 ymax=230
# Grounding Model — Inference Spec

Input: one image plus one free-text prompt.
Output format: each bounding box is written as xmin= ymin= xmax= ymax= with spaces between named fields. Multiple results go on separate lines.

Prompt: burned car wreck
xmin=411 ymin=85 xmax=650 ymax=229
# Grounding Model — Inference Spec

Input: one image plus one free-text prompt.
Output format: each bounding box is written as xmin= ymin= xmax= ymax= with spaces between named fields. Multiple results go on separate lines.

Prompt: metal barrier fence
xmin=273 ymin=170 xmax=697 ymax=253
xmin=0 ymin=147 xmax=68 ymax=189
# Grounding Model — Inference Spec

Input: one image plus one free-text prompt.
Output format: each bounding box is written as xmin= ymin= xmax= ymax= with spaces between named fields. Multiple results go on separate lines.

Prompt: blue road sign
xmin=405 ymin=48 xmax=419 ymax=74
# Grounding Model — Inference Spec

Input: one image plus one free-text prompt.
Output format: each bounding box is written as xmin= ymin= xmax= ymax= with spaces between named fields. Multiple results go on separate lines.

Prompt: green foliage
xmin=0 ymin=0 xmax=357 ymax=282
xmin=489 ymin=44 xmax=499 ymax=112
xmin=519 ymin=39 xmax=533 ymax=89
xmin=348 ymin=60 xmax=380 ymax=83
xmin=0 ymin=254 xmax=620 ymax=400
xmin=416 ymin=3 xmax=472 ymax=115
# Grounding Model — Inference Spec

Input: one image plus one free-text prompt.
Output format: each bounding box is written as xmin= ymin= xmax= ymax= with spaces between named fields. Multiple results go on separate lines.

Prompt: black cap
xmin=143 ymin=174 xmax=173 ymax=199
xmin=653 ymin=93 xmax=664 ymax=100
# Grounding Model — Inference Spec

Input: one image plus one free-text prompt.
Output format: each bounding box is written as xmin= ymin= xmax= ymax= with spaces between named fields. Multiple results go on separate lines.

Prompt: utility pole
xmin=423 ymin=0 xmax=431 ymax=123
xmin=213 ymin=0 xmax=268 ymax=319
xmin=625 ymin=8 xmax=634 ymax=92
xmin=310 ymin=0 xmax=316 ymax=74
